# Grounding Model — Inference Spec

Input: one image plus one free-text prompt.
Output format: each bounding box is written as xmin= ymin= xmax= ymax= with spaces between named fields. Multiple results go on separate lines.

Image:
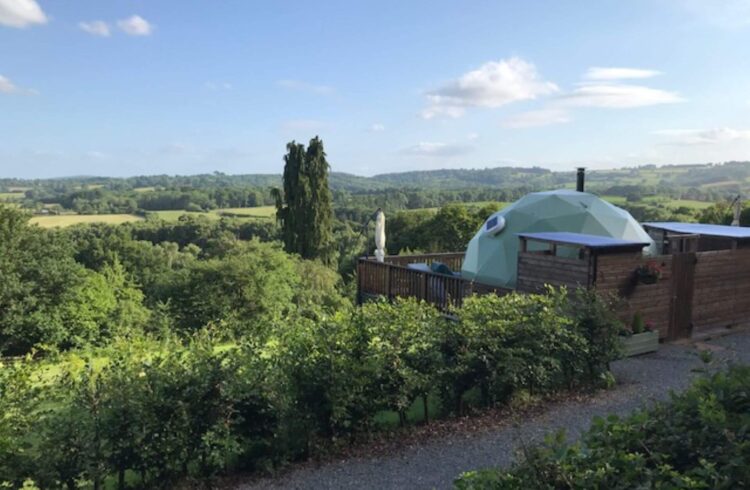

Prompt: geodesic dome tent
xmin=461 ymin=190 xmax=655 ymax=288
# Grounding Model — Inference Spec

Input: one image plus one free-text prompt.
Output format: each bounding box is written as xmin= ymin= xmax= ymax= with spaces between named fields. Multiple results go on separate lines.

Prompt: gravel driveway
xmin=236 ymin=329 xmax=750 ymax=490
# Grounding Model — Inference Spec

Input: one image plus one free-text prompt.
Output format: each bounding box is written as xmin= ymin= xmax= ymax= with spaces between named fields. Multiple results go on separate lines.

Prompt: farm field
xmin=408 ymin=201 xmax=510 ymax=213
xmin=29 ymin=206 xmax=277 ymax=227
xmin=0 ymin=192 xmax=24 ymax=200
xmin=30 ymin=214 xmax=145 ymax=227
xmin=599 ymin=195 xmax=713 ymax=210
xmin=153 ymin=205 xmax=276 ymax=221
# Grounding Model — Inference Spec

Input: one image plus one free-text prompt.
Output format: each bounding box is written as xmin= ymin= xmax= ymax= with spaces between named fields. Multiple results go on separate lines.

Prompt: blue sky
xmin=1 ymin=0 xmax=749 ymax=178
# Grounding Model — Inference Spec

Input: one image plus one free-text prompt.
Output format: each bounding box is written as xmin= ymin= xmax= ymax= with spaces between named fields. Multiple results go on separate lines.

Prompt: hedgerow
xmin=455 ymin=364 xmax=750 ymax=490
xmin=0 ymin=289 xmax=621 ymax=488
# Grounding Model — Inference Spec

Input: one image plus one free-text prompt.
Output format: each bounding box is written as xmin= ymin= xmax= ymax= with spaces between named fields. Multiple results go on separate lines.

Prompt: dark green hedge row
xmin=455 ymin=364 xmax=750 ymax=490
xmin=0 ymin=289 xmax=622 ymax=488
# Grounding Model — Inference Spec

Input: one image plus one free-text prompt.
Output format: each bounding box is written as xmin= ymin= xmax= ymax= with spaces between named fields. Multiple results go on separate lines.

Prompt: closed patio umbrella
xmin=374 ymin=208 xmax=386 ymax=262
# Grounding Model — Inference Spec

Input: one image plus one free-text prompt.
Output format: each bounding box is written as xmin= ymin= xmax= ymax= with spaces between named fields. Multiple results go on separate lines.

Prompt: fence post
xmin=422 ymin=272 xmax=428 ymax=301
xmin=385 ymin=266 xmax=392 ymax=299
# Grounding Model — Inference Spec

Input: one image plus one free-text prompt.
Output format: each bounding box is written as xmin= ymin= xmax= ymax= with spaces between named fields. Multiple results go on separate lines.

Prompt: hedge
xmin=0 ymin=288 xmax=622 ymax=488
xmin=455 ymin=364 xmax=750 ymax=489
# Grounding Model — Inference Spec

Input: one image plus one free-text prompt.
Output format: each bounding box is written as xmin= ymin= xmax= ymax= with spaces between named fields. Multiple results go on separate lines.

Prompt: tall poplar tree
xmin=273 ymin=136 xmax=334 ymax=263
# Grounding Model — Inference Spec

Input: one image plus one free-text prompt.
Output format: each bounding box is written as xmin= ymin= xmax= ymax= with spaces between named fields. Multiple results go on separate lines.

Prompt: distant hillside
xmin=3 ymin=161 xmax=750 ymax=196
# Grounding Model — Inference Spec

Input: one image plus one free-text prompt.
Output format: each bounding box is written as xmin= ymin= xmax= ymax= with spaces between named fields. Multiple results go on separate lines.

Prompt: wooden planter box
xmin=620 ymin=330 xmax=659 ymax=357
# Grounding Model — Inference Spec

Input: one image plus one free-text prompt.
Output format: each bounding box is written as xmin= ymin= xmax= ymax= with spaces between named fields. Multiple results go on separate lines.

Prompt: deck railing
xmin=357 ymin=254 xmax=510 ymax=311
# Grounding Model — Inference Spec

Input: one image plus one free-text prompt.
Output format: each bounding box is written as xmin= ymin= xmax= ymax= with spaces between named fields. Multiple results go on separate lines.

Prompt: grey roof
xmin=518 ymin=231 xmax=650 ymax=250
xmin=642 ymin=222 xmax=750 ymax=239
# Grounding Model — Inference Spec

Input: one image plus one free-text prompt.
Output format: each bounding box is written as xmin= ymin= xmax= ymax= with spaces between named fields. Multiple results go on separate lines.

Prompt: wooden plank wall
xmin=595 ymin=253 xmax=673 ymax=339
xmin=382 ymin=252 xmax=465 ymax=271
xmin=692 ymin=249 xmax=750 ymax=333
xmin=357 ymin=258 xmax=511 ymax=312
xmin=516 ymin=252 xmax=592 ymax=293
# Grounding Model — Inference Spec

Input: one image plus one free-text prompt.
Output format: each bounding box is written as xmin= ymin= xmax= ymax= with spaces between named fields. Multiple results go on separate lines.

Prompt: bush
xmin=455 ymin=365 xmax=750 ymax=489
xmin=0 ymin=289 xmax=622 ymax=487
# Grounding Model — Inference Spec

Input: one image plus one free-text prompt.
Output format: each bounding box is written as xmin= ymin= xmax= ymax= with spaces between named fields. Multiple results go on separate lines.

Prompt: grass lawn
xmin=407 ymin=201 xmax=510 ymax=214
xmin=25 ymin=206 xmax=276 ymax=227
xmin=667 ymin=199 xmax=714 ymax=210
xmin=214 ymin=206 xmax=276 ymax=218
xmin=151 ymin=210 xmax=221 ymax=221
xmin=133 ymin=186 xmax=157 ymax=193
xmin=154 ymin=206 xmax=276 ymax=221
xmin=0 ymin=192 xmax=24 ymax=200
xmin=30 ymin=214 xmax=144 ymax=228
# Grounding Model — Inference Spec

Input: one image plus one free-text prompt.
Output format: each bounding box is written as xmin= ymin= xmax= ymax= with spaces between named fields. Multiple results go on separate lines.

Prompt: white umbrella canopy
xmin=374 ymin=209 xmax=386 ymax=262
xmin=461 ymin=190 xmax=655 ymax=288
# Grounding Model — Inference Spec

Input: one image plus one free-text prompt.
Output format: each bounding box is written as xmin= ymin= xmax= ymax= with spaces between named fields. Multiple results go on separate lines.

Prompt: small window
xmin=484 ymin=216 xmax=506 ymax=235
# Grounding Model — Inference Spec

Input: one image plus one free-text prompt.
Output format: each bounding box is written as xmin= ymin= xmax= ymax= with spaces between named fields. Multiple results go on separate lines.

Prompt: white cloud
xmin=560 ymin=83 xmax=683 ymax=108
xmin=502 ymin=108 xmax=571 ymax=128
xmin=0 ymin=74 xmax=36 ymax=95
xmin=369 ymin=123 xmax=385 ymax=132
xmin=654 ymin=127 xmax=750 ymax=145
xmin=421 ymin=57 xmax=558 ymax=119
xmin=401 ymin=142 xmax=474 ymax=157
xmin=79 ymin=20 xmax=110 ymax=37
xmin=117 ymin=15 xmax=153 ymax=36
xmin=0 ymin=0 xmax=46 ymax=28
xmin=277 ymin=79 xmax=333 ymax=95
xmin=85 ymin=150 xmax=109 ymax=160
xmin=467 ymin=132 xmax=479 ymax=140
xmin=204 ymin=81 xmax=233 ymax=91
xmin=584 ymin=67 xmax=661 ymax=80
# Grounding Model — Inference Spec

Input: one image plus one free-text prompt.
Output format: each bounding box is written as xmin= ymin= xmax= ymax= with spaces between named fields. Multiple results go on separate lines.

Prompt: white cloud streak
xmin=560 ymin=83 xmax=683 ymax=108
xmin=502 ymin=108 xmax=571 ymax=128
xmin=421 ymin=57 xmax=558 ymax=119
xmin=584 ymin=67 xmax=661 ymax=80
xmin=277 ymin=79 xmax=334 ymax=95
xmin=117 ymin=15 xmax=153 ymax=36
xmin=654 ymin=127 xmax=750 ymax=145
xmin=204 ymin=81 xmax=233 ymax=91
xmin=79 ymin=20 xmax=110 ymax=37
xmin=369 ymin=123 xmax=385 ymax=132
xmin=401 ymin=142 xmax=474 ymax=157
xmin=0 ymin=0 xmax=46 ymax=28
xmin=0 ymin=74 xmax=36 ymax=95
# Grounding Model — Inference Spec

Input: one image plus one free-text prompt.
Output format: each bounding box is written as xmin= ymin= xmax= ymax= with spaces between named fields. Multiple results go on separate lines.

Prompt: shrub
xmin=1 ymin=288 xmax=622 ymax=486
xmin=455 ymin=365 xmax=750 ymax=489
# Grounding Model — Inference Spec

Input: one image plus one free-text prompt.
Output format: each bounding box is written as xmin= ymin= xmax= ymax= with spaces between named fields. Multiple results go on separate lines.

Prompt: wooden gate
xmin=668 ymin=252 xmax=696 ymax=340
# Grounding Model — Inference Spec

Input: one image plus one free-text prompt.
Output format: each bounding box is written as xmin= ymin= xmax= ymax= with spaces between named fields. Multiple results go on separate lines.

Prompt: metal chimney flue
xmin=576 ymin=167 xmax=586 ymax=192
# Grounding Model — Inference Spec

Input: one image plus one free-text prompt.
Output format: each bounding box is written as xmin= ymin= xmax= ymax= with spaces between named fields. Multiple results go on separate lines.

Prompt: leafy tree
xmin=273 ymin=137 xmax=334 ymax=263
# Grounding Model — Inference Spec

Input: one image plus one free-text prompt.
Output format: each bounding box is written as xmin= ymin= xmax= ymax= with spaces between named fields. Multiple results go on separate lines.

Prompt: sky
xmin=1 ymin=0 xmax=750 ymax=178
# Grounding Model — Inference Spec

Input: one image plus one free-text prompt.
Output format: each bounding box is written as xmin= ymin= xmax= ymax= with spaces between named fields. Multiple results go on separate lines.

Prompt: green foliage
xmin=0 ymin=206 xmax=149 ymax=355
xmin=455 ymin=364 xmax=750 ymax=489
xmin=440 ymin=290 xmax=605 ymax=412
xmin=387 ymin=202 xmax=502 ymax=254
xmin=275 ymin=137 xmax=335 ymax=262
xmin=631 ymin=311 xmax=646 ymax=334
xmin=1 ymin=290 xmax=621 ymax=486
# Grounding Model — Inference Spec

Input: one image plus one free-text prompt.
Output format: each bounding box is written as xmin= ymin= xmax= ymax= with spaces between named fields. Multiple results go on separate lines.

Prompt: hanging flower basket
xmin=635 ymin=261 xmax=662 ymax=285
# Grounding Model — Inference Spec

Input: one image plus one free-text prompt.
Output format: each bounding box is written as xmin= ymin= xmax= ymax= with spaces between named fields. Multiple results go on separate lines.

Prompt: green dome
xmin=461 ymin=190 xmax=655 ymax=288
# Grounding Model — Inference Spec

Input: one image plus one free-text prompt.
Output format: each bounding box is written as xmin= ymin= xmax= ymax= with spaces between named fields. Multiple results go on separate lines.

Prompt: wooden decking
xmin=357 ymin=253 xmax=509 ymax=311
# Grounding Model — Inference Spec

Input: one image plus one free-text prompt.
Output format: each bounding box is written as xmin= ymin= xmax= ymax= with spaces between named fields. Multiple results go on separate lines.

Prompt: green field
xmin=153 ymin=206 xmax=276 ymax=221
xmin=0 ymin=192 xmax=24 ymax=200
xmin=408 ymin=201 xmax=510 ymax=213
xmin=30 ymin=214 xmax=145 ymax=228
xmin=29 ymin=206 xmax=277 ymax=228
xmin=214 ymin=206 xmax=276 ymax=218
xmin=600 ymin=195 xmax=713 ymax=210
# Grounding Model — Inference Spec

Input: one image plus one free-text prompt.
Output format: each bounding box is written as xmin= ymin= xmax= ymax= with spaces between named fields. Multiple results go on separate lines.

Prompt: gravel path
xmin=237 ymin=330 xmax=750 ymax=490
